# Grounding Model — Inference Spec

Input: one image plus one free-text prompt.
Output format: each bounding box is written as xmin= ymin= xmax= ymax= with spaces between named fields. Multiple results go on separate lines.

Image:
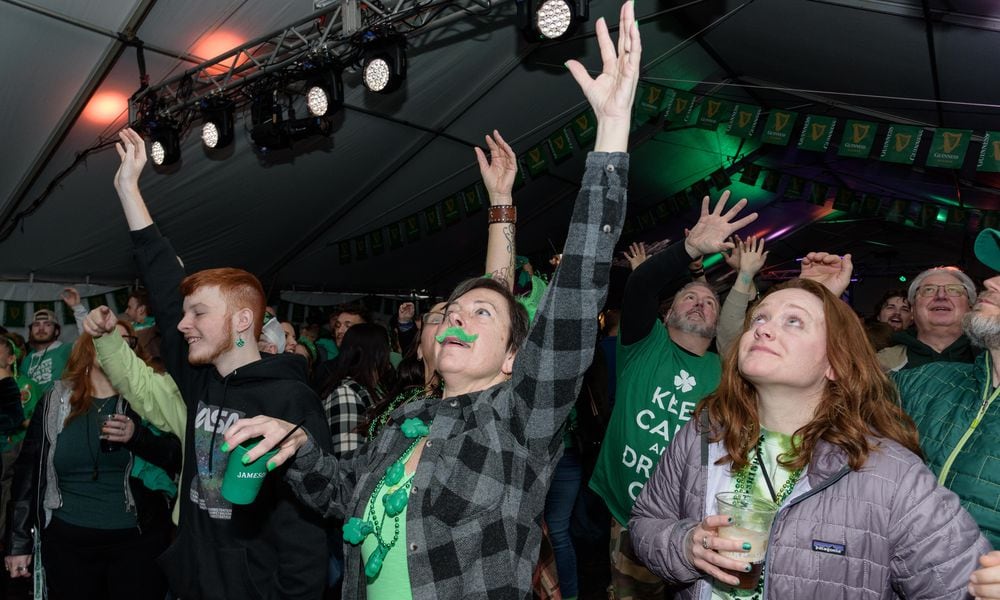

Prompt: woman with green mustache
xmin=223 ymin=3 xmax=641 ymax=597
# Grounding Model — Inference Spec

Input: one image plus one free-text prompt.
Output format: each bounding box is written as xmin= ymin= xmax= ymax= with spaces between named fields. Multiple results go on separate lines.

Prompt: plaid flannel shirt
xmin=321 ymin=377 xmax=371 ymax=456
xmin=286 ymin=152 xmax=628 ymax=599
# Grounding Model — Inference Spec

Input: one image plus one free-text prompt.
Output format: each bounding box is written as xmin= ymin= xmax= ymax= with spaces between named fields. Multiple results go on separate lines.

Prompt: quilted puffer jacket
xmin=629 ymin=417 xmax=991 ymax=599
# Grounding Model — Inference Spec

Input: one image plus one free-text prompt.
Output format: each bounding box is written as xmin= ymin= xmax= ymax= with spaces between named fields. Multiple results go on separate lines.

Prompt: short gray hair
xmin=907 ymin=266 xmax=977 ymax=305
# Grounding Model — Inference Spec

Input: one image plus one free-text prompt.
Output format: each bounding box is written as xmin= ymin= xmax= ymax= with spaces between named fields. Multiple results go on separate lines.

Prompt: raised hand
xmin=683 ymin=192 xmax=759 ymax=259
xmin=60 ymin=287 xmax=82 ymax=308
xmin=398 ymin=302 xmax=415 ymax=325
xmin=474 ymin=130 xmax=518 ymax=205
xmin=721 ymin=235 xmax=743 ymax=271
xmin=738 ymin=236 xmax=768 ymax=277
xmin=114 ymin=127 xmax=147 ymax=193
xmin=624 ymin=242 xmax=647 ymax=270
xmin=83 ymin=306 xmax=119 ymax=337
xmin=800 ymin=251 xmax=853 ymax=297
xmin=565 ymin=0 xmax=642 ymax=152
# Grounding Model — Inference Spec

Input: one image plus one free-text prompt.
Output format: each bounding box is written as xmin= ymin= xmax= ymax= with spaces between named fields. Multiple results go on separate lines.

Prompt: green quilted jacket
xmin=893 ymin=352 xmax=1000 ymax=547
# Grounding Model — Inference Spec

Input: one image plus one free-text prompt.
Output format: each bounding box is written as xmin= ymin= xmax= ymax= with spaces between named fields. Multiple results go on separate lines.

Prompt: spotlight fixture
xmin=517 ymin=0 xmax=589 ymax=41
xmin=200 ymin=98 xmax=235 ymax=149
xmin=361 ymin=34 xmax=407 ymax=94
xmin=249 ymin=83 xmax=332 ymax=153
xmin=301 ymin=57 xmax=344 ymax=117
xmin=147 ymin=120 xmax=181 ymax=166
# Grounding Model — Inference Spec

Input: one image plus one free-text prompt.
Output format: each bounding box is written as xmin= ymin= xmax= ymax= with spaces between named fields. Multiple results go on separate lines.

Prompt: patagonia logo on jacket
xmin=812 ymin=540 xmax=846 ymax=556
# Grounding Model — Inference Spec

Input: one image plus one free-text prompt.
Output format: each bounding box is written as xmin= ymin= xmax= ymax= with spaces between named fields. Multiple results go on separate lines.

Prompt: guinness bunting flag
xmin=386 ymin=222 xmax=403 ymax=249
xmin=798 ymin=115 xmax=836 ymax=152
xmin=523 ymin=145 xmax=549 ymax=177
xmin=697 ymin=97 xmax=732 ymax=130
xmin=424 ymin=205 xmax=442 ymax=233
xmin=3 ymin=301 xmax=24 ymax=328
xmin=838 ymin=119 xmax=877 ymax=158
xmin=441 ymin=195 xmax=462 ymax=226
xmin=879 ymin=125 xmax=922 ymax=165
xmin=978 ymin=131 xmax=1000 ymax=172
xmin=354 ymin=236 xmax=367 ymax=260
xmin=339 ymin=241 xmax=352 ymax=265
xmin=761 ymin=110 xmax=798 ymax=145
xmin=368 ymin=229 xmax=385 ymax=255
xmin=669 ymin=91 xmax=696 ymax=124
xmin=926 ymin=129 xmax=971 ymax=169
xmin=570 ymin=110 xmax=597 ymax=147
xmin=727 ymin=104 xmax=761 ymax=138
xmin=548 ymin=128 xmax=574 ymax=163
xmin=404 ymin=215 xmax=421 ymax=242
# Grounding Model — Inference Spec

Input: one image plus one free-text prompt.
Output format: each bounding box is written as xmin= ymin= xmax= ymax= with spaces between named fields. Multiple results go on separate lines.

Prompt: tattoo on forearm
xmin=739 ymin=273 xmax=752 ymax=286
xmin=504 ymin=224 xmax=515 ymax=276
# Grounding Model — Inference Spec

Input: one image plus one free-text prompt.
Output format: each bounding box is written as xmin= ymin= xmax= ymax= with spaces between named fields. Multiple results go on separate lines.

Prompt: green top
xmin=94 ymin=333 xmax=187 ymax=523
xmin=133 ymin=316 xmax=156 ymax=331
xmin=52 ymin=397 xmax=136 ymax=530
xmin=589 ymin=322 xmax=721 ymax=526
xmin=713 ymin=429 xmax=798 ymax=600
xmin=21 ymin=342 xmax=72 ymax=394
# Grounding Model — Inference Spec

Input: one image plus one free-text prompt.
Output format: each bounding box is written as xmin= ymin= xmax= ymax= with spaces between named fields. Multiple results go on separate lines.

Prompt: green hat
xmin=975 ymin=228 xmax=1000 ymax=271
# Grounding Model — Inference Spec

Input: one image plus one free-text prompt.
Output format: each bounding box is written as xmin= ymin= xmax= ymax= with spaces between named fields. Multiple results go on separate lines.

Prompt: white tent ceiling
xmin=3 ymin=0 xmax=1000 ymax=302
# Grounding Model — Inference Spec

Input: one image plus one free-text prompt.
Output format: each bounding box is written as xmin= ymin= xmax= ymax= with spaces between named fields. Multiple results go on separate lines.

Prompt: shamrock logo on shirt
xmin=674 ymin=370 xmax=696 ymax=393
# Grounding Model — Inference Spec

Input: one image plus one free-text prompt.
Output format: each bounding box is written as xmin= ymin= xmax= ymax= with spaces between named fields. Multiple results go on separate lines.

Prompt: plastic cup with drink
xmin=714 ymin=492 xmax=779 ymax=590
xmin=221 ymin=437 xmax=279 ymax=505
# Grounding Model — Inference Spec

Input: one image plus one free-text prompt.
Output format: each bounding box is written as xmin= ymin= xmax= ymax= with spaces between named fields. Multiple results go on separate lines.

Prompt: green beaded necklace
xmin=344 ymin=417 xmax=430 ymax=579
xmin=726 ymin=432 xmax=802 ymax=600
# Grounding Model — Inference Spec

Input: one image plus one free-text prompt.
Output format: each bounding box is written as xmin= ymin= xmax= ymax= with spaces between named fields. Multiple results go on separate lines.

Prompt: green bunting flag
xmin=671 ymin=191 xmax=691 ymax=213
xmin=339 ymin=241 xmax=352 ymax=265
xmin=798 ymin=115 xmax=837 ymax=152
xmin=63 ymin=302 xmax=77 ymax=325
xmin=424 ymin=205 xmax=442 ymax=233
xmin=785 ymin=176 xmax=805 ymax=198
xmin=462 ymin=183 xmax=483 ymax=215
xmin=809 ymin=183 xmax=829 ymax=206
xmin=697 ymin=97 xmax=733 ymax=130
xmin=760 ymin=170 xmax=781 ymax=193
xmin=654 ymin=200 xmax=674 ymax=223
xmin=761 ymin=110 xmax=798 ymax=145
xmin=570 ymin=110 xmax=597 ymax=147
xmin=291 ymin=303 xmax=306 ymax=324
xmin=668 ymin=91 xmax=696 ymax=124
xmin=386 ymin=222 xmax=403 ymax=249
xmin=3 ymin=301 xmax=25 ymax=328
xmin=34 ymin=301 xmax=55 ymax=316
xmin=369 ymin=229 xmax=385 ymax=254
xmin=635 ymin=85 xmax=675 ymax=123
xmin=548 ymin=128 xmax=574 ymax=163
xmin=861 ymin=194 xmax=883 ymax=217
xmin=441 ymin=195 xmax=462 ymax=226
xmin=112 ymin=289 xmax=130 ymax=314
xmin=925 ymin=129 xmax=971 ymax=169
xmin=85 ymin=295 xmax=105 ymax=312
xmin=523 ymin=145 xmax=549 ymax=177
xmin=879 ymin=124 xmax=922 ymax=165
xmin=638 ymin=210 xmax=656 ymax=231
xmin=404 ymin=215 xmax=421 ymax=242
xmin=978 ymin=132 xmax=1000 ymax=172
xmin=354 ymin=236 xmax=368 ymax=260
xmin=727 ymin=104 xmax=761 ymax=138
xmin=833 ymin=188 xmax=857 ymax=212
xmin=740 ymin=163 xmax=762 ymax=185
xmin=838 ymin=119 xmax=878 ymax=158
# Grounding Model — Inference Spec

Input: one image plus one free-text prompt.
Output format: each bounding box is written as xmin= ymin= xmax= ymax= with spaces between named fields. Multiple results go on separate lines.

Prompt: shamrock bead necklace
xmin=344 ymin=417 xmax=430 ymax=579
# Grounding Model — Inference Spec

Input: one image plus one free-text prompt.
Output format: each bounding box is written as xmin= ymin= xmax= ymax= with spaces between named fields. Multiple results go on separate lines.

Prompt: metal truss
xmin=128 ymin=0 xmax=493 ymax=123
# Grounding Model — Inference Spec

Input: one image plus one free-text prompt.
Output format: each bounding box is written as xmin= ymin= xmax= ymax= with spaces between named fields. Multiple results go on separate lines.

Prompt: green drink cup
xmin=221 ymin=438 xmax=279 ymax=505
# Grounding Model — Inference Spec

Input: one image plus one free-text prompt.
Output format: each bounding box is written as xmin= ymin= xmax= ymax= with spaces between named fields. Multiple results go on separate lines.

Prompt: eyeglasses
xmin=121 ymin=335 xmax=139 ymax=349
xmin=915 ymin=284 xmax=968 ymax=298
xmin=421 ymin=312 xmax=445 ymax=325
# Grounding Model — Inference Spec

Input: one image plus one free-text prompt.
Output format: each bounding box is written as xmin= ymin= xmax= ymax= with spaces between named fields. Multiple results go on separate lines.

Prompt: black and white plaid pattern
xmin=321 ymin=377 xmax=371 ymax=456
xmin=285 ymin=152 xmax=629 ymax=599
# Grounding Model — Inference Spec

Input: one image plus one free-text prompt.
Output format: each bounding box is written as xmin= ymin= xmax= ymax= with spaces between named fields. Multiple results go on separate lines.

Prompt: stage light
xmin=302 ymin=60 xmax=343 ymax=117
xmin=200 ymin=99 xmax=234 ymax=149
xmin=148 ymin=121 xmax=181 ymax=166
xmin=249 ymin=82 xmax=332 ymax=153
xmin=361 ymin=34 xmax=406 ymax=94
xmin=517 ymin=0 xmax=589 ymax=41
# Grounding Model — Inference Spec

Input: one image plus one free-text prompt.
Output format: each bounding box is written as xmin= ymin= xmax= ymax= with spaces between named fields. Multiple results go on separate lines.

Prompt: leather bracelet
xmin=487 ymin=205 xmax=516 ymax=224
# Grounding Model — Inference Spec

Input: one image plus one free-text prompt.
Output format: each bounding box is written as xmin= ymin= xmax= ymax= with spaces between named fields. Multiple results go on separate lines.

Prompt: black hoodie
xmin=131 ymin=225 xmax=331 ymax=600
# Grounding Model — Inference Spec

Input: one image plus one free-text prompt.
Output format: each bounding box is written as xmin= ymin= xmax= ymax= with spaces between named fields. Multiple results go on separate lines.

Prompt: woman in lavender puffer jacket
xmin=630 ymin=278 xmax=991 ymax=600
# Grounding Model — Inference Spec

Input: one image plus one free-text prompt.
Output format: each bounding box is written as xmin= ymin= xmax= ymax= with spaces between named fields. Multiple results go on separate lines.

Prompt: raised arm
xmin=479 ymin=130 xmax=519 ymax=289
xmin=799 ymin=251 xmax=853 ymax=297
xmin=85 ymin=306 xmax=187 ymax=438
xmin=113 ymin=128 xmax=191 ymax=385
xmin=716 ymin=235 xmax=768 ymax=355
xmin=506 ymin=2 xmax=640 ymax=451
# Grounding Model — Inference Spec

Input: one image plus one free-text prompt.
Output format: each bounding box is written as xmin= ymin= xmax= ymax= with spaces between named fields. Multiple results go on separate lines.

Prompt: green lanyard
xmin=937 ymin=354 xmax=1000 ymax=486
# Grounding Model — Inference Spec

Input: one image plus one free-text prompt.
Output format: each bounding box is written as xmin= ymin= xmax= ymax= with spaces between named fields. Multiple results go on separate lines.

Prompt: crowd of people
xmin=0 ymin=3 xmax=997 ymax=598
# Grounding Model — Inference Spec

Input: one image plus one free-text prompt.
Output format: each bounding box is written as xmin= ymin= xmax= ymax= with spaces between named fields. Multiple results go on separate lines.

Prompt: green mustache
xmin=435 ymin=326 xmax=479 ymax=344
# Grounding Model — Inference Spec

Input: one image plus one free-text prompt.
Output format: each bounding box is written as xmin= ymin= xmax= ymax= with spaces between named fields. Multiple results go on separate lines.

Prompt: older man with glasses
xmin=877 ymin=265 xmax=981 ymax=371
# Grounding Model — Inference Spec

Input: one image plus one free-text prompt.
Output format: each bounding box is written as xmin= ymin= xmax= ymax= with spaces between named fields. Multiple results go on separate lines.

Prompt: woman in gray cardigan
xmin=630 ymin=278 xmax=991 ymax=600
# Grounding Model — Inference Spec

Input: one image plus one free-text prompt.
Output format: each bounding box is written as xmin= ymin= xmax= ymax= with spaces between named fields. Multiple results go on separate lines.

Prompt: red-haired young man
xmin=108 ymin=127 xmax=330 ymax=600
